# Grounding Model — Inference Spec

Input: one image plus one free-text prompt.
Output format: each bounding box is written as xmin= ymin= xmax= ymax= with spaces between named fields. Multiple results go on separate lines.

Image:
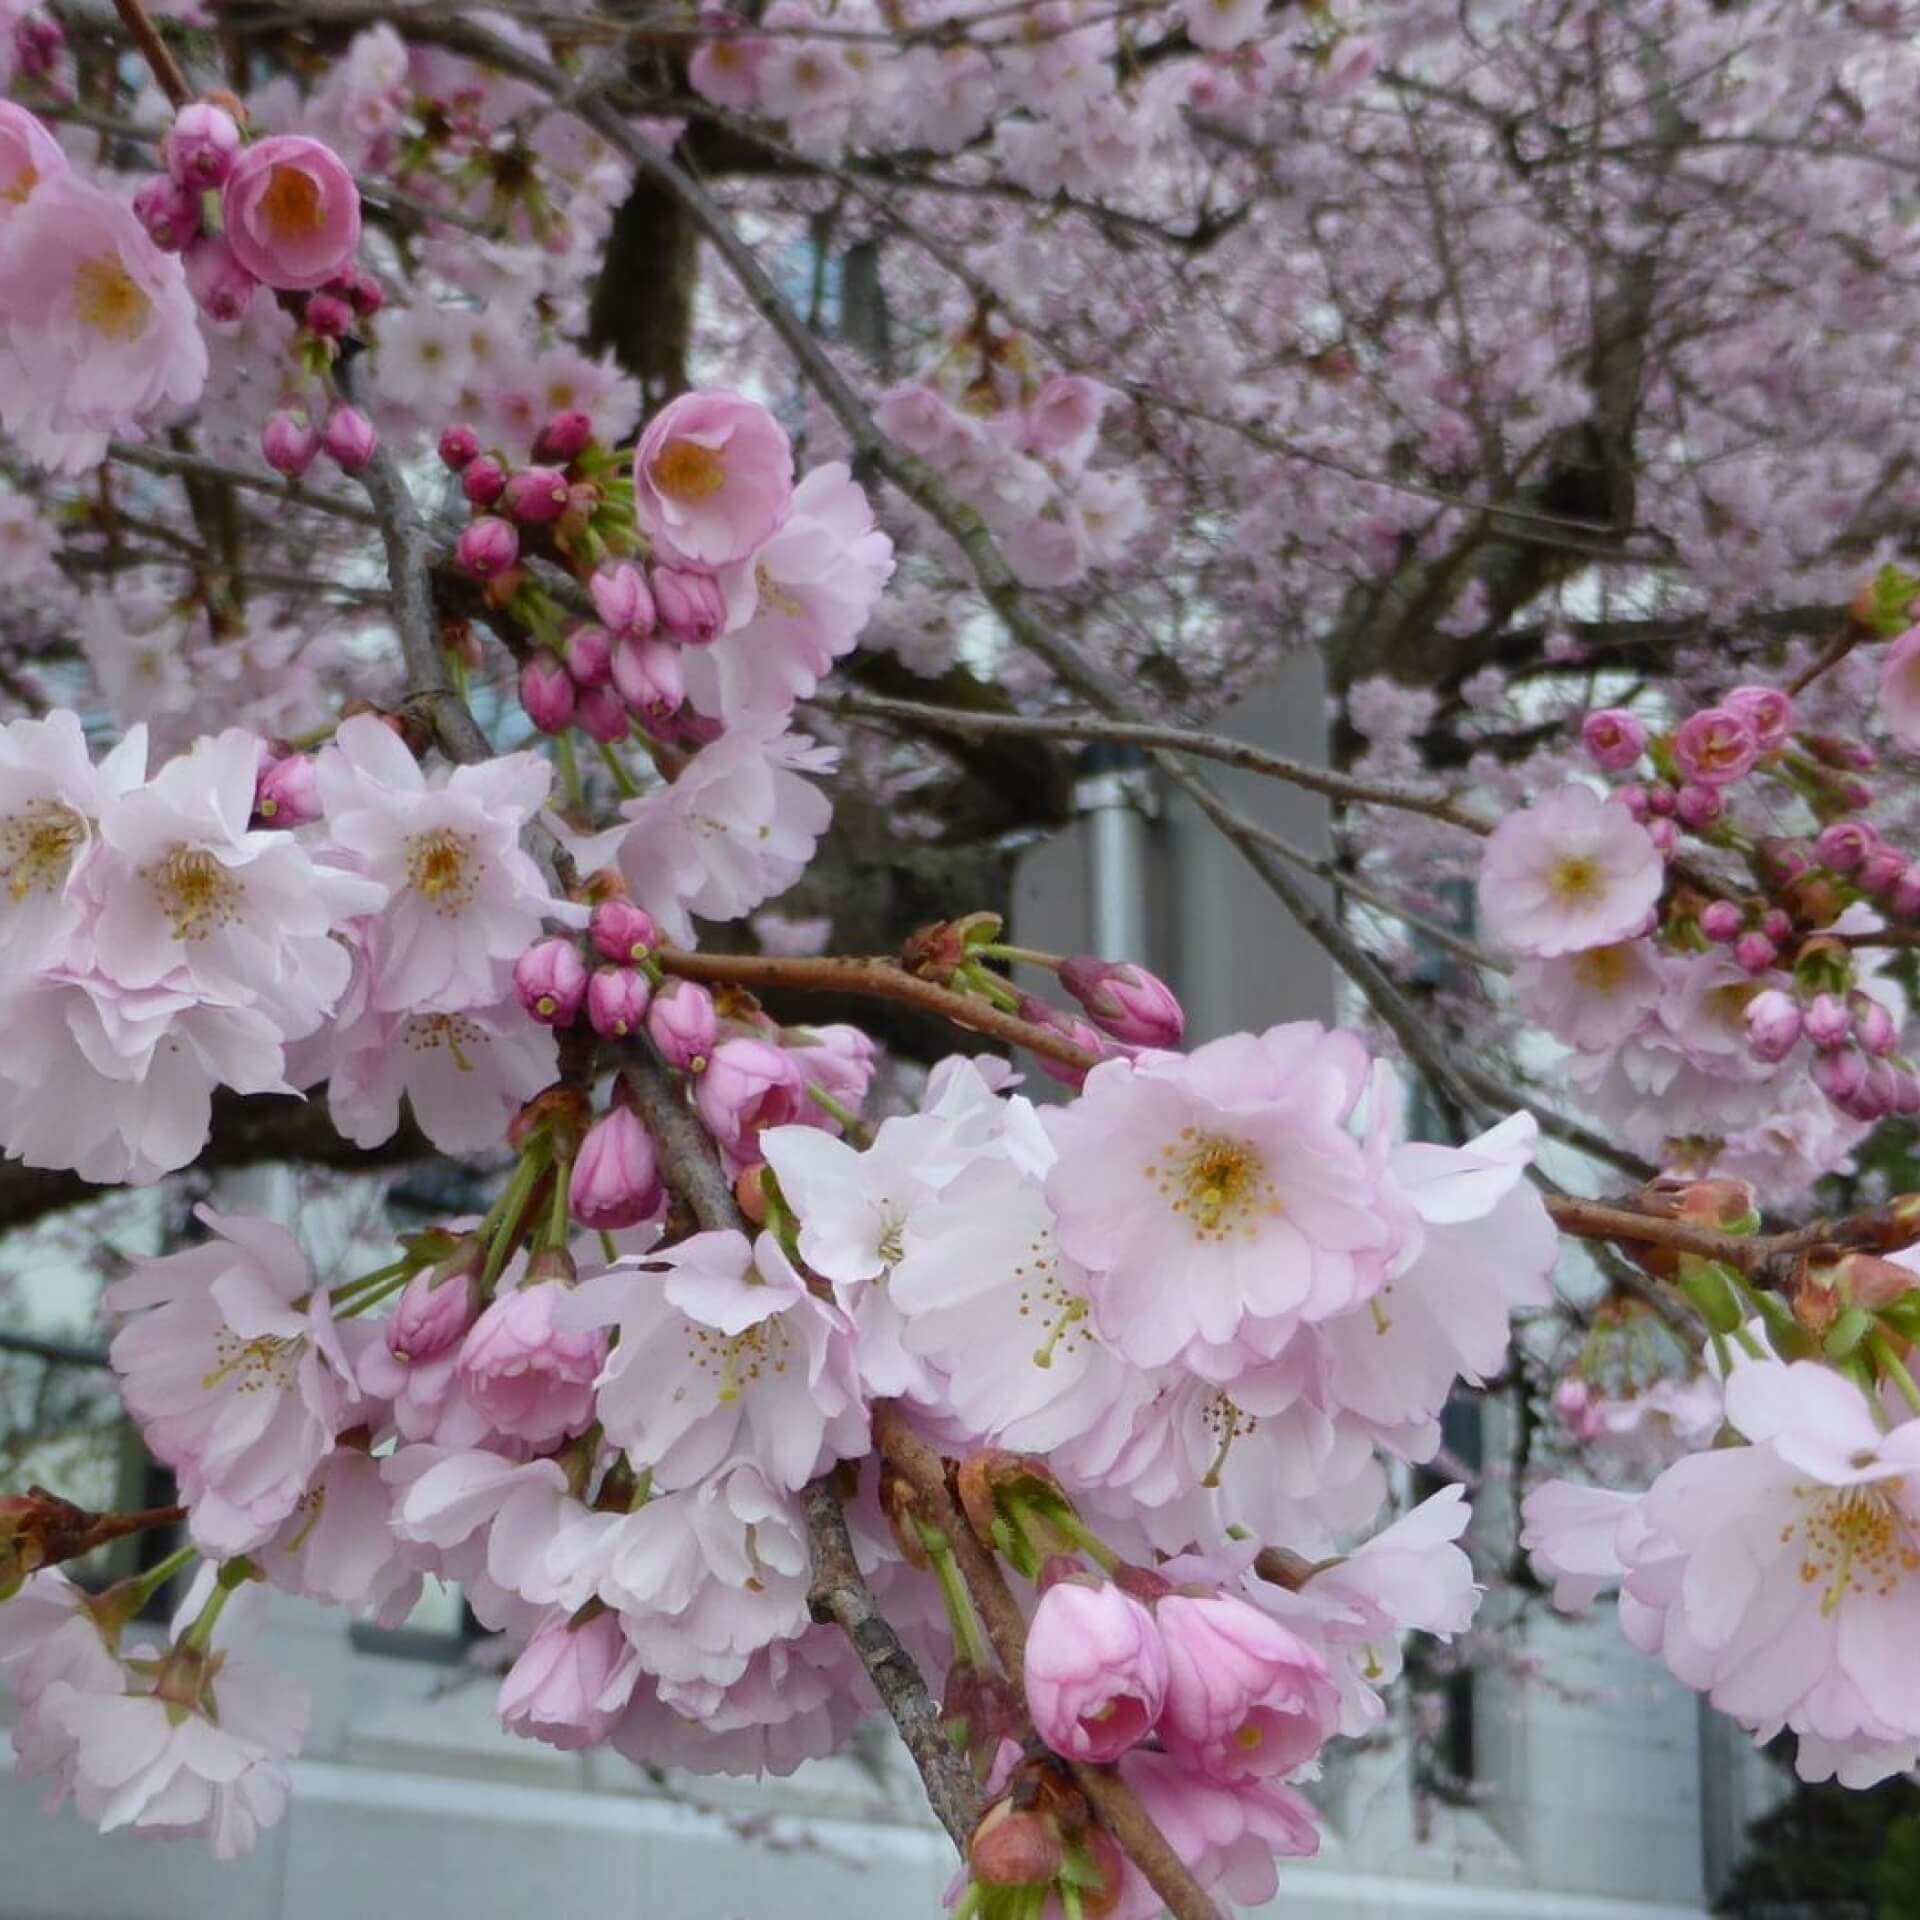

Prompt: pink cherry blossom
xmin=498 ymin=1607 xmax=641 ymax=1750
xmin=0 ymin=101 xmax=65 ymax=216
xmin=220 ymin=133 xmax=361 ymax=290
xmin=1024 ymin=1578 xmax=1168 ymax=1763
xmin=0 ymin=172 xmax=206 ymax=473
xmin=458 ymin=1275 xmax=607 ymax=1448
xmin=1045 ymin=1024 xmax=1415 ymax=1378
xmin=633 ymin=389 xmax=793 ymax=567
xmin=1477 ymin=783 xmax=1665 ymax=957
xmin=562 ymin=1230 xmax=866 ymax=1491
xmin=1878 ymin=625 xmax=1920 ymax=748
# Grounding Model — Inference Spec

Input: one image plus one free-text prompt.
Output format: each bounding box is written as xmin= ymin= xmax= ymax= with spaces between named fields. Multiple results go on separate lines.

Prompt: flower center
xmin=403 ymin=1012 xmax=487 ymax=1072
xmin=652 ymin=438 xmax=728 ymax=502
xmin=1548 ymin=854 xmax=1600 ymax=904
xmin=1011 ymin=1230 xmax=1093 ymax=1371
xmin=0 ymin=800 xmax=85 ymax=902
xmin=1 ymin=161 xmax=38 ymax=206
xmin=405 ymin=828 xmax=476 ymax=911
xmin=201 ymin=1328 xmax=301 ymax=1395
xmin=754 ymin=561 xmax=803 ymax=619
xmin=1151 ymin=1128 xmax=1280 ymax=1242
xmin=262 ymin=162 xmax=326 ymax=236
xmin=1786 ymin=1483 xmax=1920 ymax=1614
xmin=147 ymin=845 xmax=241 ymax=942
xmin=684 ymin=1315 xmax=790 ymax=1401
xmin=73 ymin=256 xmax=151 ymax=342
xmin=1200 ymin=1391 xmax=1256 ymax=1488
xmin=1569 ymin=944 xmax=1632 ymax=992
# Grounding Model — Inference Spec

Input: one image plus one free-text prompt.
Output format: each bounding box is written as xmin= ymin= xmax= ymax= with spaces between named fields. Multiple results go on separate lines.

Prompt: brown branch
xmin=654 ymin=949 xmax=1100 ymax=1075
xmin=818 ymin=690 xmax=1490 ymax=834
xmin=618 ymin=1044 xmax=986 ymax=1850
xmin=873 ymin=1404 xmax=1227 ymax=1920
xmin=109 ymin=0 xmax=190 ymax=104
xmin=802 ymin=1475 xmax=980 ymax=1851
xmin=1545 ymin=1193 xmax=1920 ymax=1274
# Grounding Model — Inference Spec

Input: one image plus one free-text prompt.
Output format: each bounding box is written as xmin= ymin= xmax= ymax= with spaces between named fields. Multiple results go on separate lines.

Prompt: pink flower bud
xmin=611 ymin=635 xmax=685 ymax=719
xmin=695 ymin=1037 xmax=806 ymax=1155
xmin=1895 ymin=866 xmax=1920 ymax=919
xmin=1017 ymin=993 xmax=1108 ymax=1090
xmin=560 ymin=625 xmax=611 ymax=691
xmin=1814 ymin=820 xmax=1878 ymax=873
xmin=320 ymin=404 xmax=378 ymax=474
xmin=462 ymin=455 xmax=507 ymax=508
xmin=182 ymin=234 xmax=258 ymax=324
xmin=1673 ymin=707 xmax=1759 ymax=786
xmin=304 ymin=291 xmax=354 ymax=340
xmin=1805 ymin=992 xmax=1852 ymax=1050
xmin=1860 ymin=847 xmax=1908 ymax=896
xmin=1058 ymin=957 xmax=1185 ymax=1047
xmin=1859 ymin=1058 xmax=1900 ymax=1121
xmin=503 ymin=466 xmax=572 ymax=525
xmin=459 ymin=1278 xmax=604 ymax=1447
xmin=1836 ymin=777 xmax=1875 ymax=812
xmin=519 ymin=652 xmax=576 ymax=734
xmin=1580 ymin=707 xmax=1647 ymax=772
xmin=533 ymin=410 xmax=594 ymax=465
xmin=1613 ymin=783 xmax=1651 ymax=822
xmin=387 ymin=1264 xmax=480 ymax=1363
xmin=498 ymin=1608 xmax=636 ymax=1752
xmin=1854 ymin=994 xmax=1898 ymax=1056
xmin=1551 ymin=1374 xmax=1601 ymax=1440
xmin=1895 ymin=1069 xmax=1920 ymax=1118
xmin=569 ymin=1105 xmax=663 ymax=1229
xmin=13 ymin=14 xmax=62 ymax=76
xmin=1743 ymin=988 xmax=1802 ymax=1063
xmin=589 ymin=562 xmax=656 ymax=639
xmin=1699 ymin=901 xmax=1743 ymax=943
xmin=1760 ymin=909 xmax=1793 ymax=943
xmin=513 ymin=937 xmax=589 ymax=1026
xmin=590 ymin=899 xmax=657 ymax=964
xmin=132 ymin=175 xmax=200 ymax=252
xmin=1724 ymin=684 xmax=1793 ymax=751
xmin=651 ymin=565 xmax=727 ymax=645
xmin=647 ymin=978 xmax=717 ymax=1071
xmin=1024 ymin=1579 xmax=1168 ymax=1764
xmin=165 ymin=102 xmax=242 ymax=189
xmin=587 ymin=965 xmax=651 ymax=1038
xmin=1644 ymin=783 xmax=1676 ymax=817
xmin=253 ymin=751 xmax=321 ymax=827
xmin=1805 ymin=734 xmax=1876 ymax=772
xmin=574 ymin=683 xmax=630 ymax=744
xmin=1155 ymin=1592 xmax=1338 ymax=1783
xmin=1732 ymin=931 xmax=1777 ymax=974
xmin=457 ymin=516 xmax=519 ymax=579
xmin=261 ymin=409 xmax=320 ymax=479
xmin=1645 ymin=818 xmax=1679 ymax=856
xmin=439 ymin=424 xmax=481 ymax=471
xmin=343 ymin=266 xmax=384 ymax=317
xmin=1673 ymin=783 xmax=1723 ymax=831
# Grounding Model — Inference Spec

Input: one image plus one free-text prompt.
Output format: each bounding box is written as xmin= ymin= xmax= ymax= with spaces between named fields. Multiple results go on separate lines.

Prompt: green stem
xmin=181 ymin=1556 xmax=255 ymax=1652
xmin=553 ymin=729 xmax=584 ymax=811
xmin=1872 ymin=1332 xmax=1920 ymax=1418
xmin=546 ymin=1152 xmax=575 ymax=1250
xmin=975 ymin=943 xmax=1060 ymax=971
xmin=125 ymin=1543 xmax=196 ymax=1613
xmin=805 ymin=1082 xmax=870 ymax=1141
xmin=481 ymin=1147 xmax=550 ymax=1293
xmin=916 ymin=1519 xmax=992 ymax=1672
xmin=335 ymin=1268 xmax=417 ymax=1319
xmin=1050 ymin=1507 xmax=1122 ymax=1577
xmin=595 ymin=737 xmax=643 ymax=799
xmin=956 ymin=961 xmax=1021 ymax=1014
xmin=597 ymin=1230 xmax=618 ymax=1264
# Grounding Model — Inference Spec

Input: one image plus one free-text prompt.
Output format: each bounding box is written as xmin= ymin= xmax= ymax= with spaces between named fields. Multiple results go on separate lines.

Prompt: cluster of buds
xmin=902 ymin=915 xmax=1186 ymax=1090
xmin=1738 ymin=936 xmax=1920 ymax=1120
xmin=260 ymin=402 xmax=378 ymax=480
xmin=133 ymin=106 xmax=365 ymax=326
xmin=11 ymin=9 xmax=63 ymax=80
xmin=513 ymin=557 xmax=727 ymax=750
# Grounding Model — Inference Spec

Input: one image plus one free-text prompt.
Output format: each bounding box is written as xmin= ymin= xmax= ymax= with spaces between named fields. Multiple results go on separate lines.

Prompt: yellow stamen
xmin=651 ymin=438 xmax=728 ymax=502
xmin=148 ymin=846 xmax=241 ymax=942
xmin=73 ymin=256 xmax=151 ymax=342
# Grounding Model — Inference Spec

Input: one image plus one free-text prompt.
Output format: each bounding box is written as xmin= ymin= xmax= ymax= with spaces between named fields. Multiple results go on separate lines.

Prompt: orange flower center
xmin=651 ymin=438 xmax=728 ymax=502
xmin=261 ymin=163 xmax=326 ymax=237
xmin=73 ymin=257 xmax=151 ymax=341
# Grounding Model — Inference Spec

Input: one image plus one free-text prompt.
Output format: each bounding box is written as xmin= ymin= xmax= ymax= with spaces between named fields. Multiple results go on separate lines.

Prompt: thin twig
xmin=653 ymin=949 xmax=1100 ymax=1074
xmin=109 ymin=0 xmax=190 ymax=104
xmin=107 ymin=441 xmax=383 ymax=528
xmin=818 ymin=689 xmax=1489 ymax=834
